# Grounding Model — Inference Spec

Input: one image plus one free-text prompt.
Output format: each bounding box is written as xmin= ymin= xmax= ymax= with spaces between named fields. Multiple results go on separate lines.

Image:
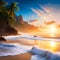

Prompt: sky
xmin=4 ymin=0 xmax=60 ymax=24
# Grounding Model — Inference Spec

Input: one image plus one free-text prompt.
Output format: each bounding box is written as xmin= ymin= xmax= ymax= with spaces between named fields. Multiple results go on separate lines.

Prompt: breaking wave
xmin=30 ymin=47 xmax=60 ymax=60
xmin=0 ymin=43 xmax=32 ymax=56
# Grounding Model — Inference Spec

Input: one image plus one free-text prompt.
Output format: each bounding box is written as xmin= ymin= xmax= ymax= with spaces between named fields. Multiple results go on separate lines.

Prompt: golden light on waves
xmin=49 ymin=41 xmax=57 ymax=52
xmin=50 ymin=41 xmax=56 ymax=47
xmin=35 ymin=40 xmax=58 ymax=52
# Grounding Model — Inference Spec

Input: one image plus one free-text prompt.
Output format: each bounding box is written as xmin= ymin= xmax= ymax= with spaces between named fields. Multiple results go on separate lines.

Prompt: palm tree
xmin=6 ymin=2 xmax=19 ymax=26
xmin=0 ymin=0 xmax=19 ymax=41
xmin=8 ymin=2 xmax=19 ymax=17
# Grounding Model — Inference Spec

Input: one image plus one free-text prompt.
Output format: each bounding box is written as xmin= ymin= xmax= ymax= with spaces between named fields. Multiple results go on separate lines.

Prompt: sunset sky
xmin=4 ymin=0 xmax=60 ymax=24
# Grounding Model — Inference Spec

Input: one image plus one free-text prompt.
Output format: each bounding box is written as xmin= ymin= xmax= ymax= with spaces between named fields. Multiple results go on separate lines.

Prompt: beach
xmin=0 ymin=35 xmax=60 ymax=60
xmin=0 ymin=53 xmax=32 ymax=60
xmin=0 ymin=36 xmax=33 ymax=60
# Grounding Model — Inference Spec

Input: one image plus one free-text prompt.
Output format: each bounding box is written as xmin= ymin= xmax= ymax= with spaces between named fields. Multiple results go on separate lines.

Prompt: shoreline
xmin=0 ymin=40 xmax=33 ymax=60
xmin=0 ymin=53 xmax=32 ymax=60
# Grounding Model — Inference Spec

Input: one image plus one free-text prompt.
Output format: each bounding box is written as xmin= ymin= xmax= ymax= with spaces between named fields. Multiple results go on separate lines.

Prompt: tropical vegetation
xmin=0 ymin=0 xmax=19 ymax=38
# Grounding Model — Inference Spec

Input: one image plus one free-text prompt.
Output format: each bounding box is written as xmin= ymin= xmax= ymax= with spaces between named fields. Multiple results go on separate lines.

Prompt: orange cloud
xmin=29 ymin=20 xmax=41 ymax=27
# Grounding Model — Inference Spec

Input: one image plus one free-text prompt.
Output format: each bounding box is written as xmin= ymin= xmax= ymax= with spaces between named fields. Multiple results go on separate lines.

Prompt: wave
xmin=29 ymin=47 xmax=60 ymax=60
xmin=5 ymin=35 xmax=60 ymax=42
xmin=0 ymin=43 xmax=60 ymax=60
xmin=0 ymin=43 xmax=32 ymax=56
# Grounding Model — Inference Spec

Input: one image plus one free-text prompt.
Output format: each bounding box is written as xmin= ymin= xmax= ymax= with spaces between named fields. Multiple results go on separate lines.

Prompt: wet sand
xmin=0 ymin=53 xmax=32 ymax=60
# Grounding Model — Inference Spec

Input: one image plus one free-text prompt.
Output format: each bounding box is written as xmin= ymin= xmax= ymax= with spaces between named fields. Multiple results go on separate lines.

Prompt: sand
xmin=0 ymin=39 xmax=33 ymax=60
xmin=0 ymin=53 xmax=32 ymax=60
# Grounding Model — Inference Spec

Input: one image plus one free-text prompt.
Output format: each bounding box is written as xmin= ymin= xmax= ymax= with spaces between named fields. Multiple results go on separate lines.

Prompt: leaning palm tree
xmin=8 ymin=2 xmax=19 ymax=16
xmin=6 ymin=2 xmax=19 ymax=26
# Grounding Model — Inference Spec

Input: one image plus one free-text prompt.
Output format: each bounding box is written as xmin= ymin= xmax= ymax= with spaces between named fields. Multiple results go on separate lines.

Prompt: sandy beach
xmin=0 ymin=53 xmax=32 ymax=60
xmin=0 ymin=36 xmax=60 ymax=60
xmin=0 ymin=37 xmax=33 ymax=60
xmin=0 ymin=43 xmax=32 ymax=60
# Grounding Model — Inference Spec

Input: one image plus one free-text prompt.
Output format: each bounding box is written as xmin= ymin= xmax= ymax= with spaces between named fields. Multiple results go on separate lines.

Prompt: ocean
xmin=0 ymin=33 xmax=60 ymax=60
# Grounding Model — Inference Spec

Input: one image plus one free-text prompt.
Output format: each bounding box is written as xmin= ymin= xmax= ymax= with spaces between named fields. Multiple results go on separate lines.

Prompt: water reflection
xmin=35 ymin=39 xmax=60 ymax=52
xmin=37 ymin=25 xmax=60 ymax=53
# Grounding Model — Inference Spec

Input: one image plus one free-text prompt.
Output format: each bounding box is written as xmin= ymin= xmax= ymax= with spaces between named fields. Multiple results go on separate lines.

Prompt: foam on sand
xmin=0 ymin=43 xmax=32 ymax=56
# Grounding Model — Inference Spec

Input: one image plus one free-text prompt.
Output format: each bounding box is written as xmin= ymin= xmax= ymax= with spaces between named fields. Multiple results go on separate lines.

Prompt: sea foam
xmin=30 ymin=47 xmax=60 ymax=60
xmin=0 ymin=43 xmax=32 ymax=56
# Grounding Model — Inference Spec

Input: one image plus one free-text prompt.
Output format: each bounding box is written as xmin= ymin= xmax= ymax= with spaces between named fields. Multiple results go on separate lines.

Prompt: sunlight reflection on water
xmin=5 ymin=34 xmax=60 ymax=53
xmin=34 ymin=39 xmax=60 ymax=53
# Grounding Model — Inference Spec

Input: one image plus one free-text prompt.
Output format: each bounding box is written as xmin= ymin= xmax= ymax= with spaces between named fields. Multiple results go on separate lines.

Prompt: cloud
xmin=40 ymin=5 xmax=53 ymax=14
xmin=28 ymin=19 xmax=41 ymax=27
xmin=31 ymin=6 xmax=53 ymax=17
xmin=29 ymin=20 xmax=39 ymax=23
xmin=31 ymin=7 xmax=51 ymax=21
xmin=31 ymin=8 xmax=44 ymax=16
xmin=31 ymin=5 xmax=60 ymax=25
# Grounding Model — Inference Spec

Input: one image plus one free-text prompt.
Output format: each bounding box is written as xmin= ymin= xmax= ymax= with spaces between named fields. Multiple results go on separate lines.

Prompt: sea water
xmin=3 ymin=34 xmax=60 ymax=60
xmin=0 ymin=43 xmax=32 ymax=56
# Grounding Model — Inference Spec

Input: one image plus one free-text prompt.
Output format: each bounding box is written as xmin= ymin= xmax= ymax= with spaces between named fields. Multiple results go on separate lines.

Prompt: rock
xmin=0 ymin=37 xmax=6 ymax=41
xmin=5 ymin=26 xmax=18 ymax=35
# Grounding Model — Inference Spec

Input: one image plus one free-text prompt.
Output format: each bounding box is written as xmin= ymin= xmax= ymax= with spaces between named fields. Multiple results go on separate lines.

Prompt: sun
xmin=48 ymin=24 xmax=56 ymax=33
xmin=50 ymin=41 xmax=56 ymax=47
xmin=47 ymin=24 xmax=57 ymax=37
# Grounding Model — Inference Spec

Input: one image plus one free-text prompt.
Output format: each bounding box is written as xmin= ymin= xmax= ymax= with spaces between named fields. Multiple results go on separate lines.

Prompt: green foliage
xmin=0 ymin=0 xmax=8 ymax=9
xmin=0 ymin=0 xmax=20 ymax=36
xmin=9 ymin=2 xmax=19 ymax=14
xmin=1 ymin=0 xmax=19 ymax=26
